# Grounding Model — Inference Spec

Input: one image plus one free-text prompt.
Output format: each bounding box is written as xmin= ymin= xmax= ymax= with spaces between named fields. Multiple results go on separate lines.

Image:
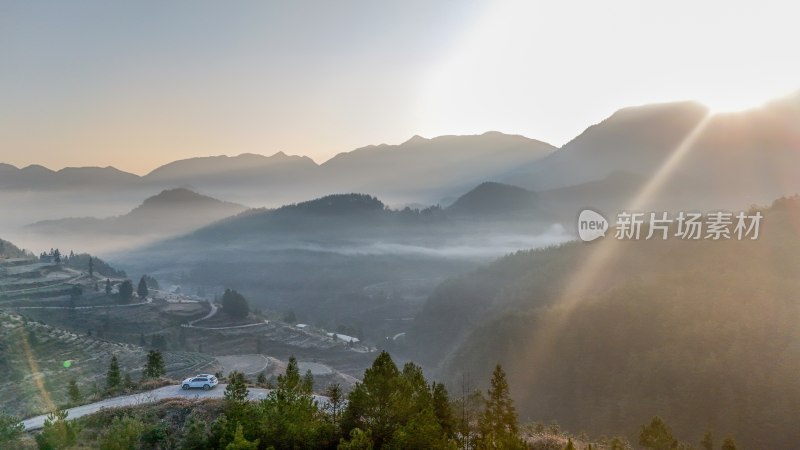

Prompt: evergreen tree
xmin=221 ymin=288 xmax=250 ymax=318
xmin=256 ymin=371 xmax=267 ymax=386
xmin=225 ymin=424 xmax=259 ymax=450
xmin=99 ymin=415 xmax=145 ymax=450
xmin=36 ymin=409 xmax=78 ymax=449
xmin=123 ymin=373 xmax=135 ymax=390
xmin=224 ymin=371 xmax=249 ymax=403
xmin=106 ymin=356 xmax=121 ymax=390
xmin=325 ymin=383 xmax=344 ymax=427
xmin=142 ymin=350 xmax=165 ymax=379
xmin=563 ymin=438 xmax=577 ymax=450
xmin=118 ymin=280 xmax=133 ymax=302
xmin=639 ymin=416 xmax=677 ymax=450
xmin=700 ymin=431 xmax=713 ymax=450
xmin=180 ymin=414 xmax=209 ymax=450
xmin=88 ymin=257 xmax=94 ymax=278
xmin=721 ymin=437 xmax=738 ymax=450
xmin=105 ymin=278 xmax=112 ymax=295
xmin=67 ymin=378 xmax=81 ymax=405
xmin=0 ymin=412 xmax=24 ymax=446
xmin=302 ymin=369 xmax=315 ymax=393
xmin=477 ymin=364 xmax=525 ymax=449
xmin=137 ymin=276 xmax=149 ymax=299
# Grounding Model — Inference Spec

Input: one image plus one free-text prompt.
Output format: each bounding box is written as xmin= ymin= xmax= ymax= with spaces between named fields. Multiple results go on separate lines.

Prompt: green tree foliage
xmin=721 ymin=437 xmax=738 ymax=450
xmin=67 ymin=378 xmax=81 ymax=405
xmin=225 ymin=424 xmax=260 ymax=450
xmin=105 ymin=278 xmax=112 ymax=295
xmin=341 ymin=351 xmax=455 ymax=449
xmin=98 ymin=415 xmax=145 ymax=450
xmin=700 ymin=431 xmax=713 ymax=450
xmin=0 ymin=412 xmax=23 ymax=446
xmin=563 ymin=439 xmax=577 ymax=450
xmin=325 ymin=383 xmax=344 ymax=427
xmin=142 ymin=350 xmax=165 ymax=379
xmin=225 ymin=371 xmax=250 ymax=404
xmin=476 ymin=364 xmax=525 ymax=449
xmin=338 ymin=428 xmax=374 ymax=450
xmin=137 ymin=276 xmax=149 ymax=299
xmin=36 ymin=409 xmax=79 ymax=450
xmin=142 ymin=274 xmax=160 ymax=290
xmin=180 ymin=414 xmax=209 ymax=450
xmin=222 ymin=288 xmax=250 ymax=319
xmin=106 ymin=356 xmax=121 ymax=390
xmin=639 ymin=416 xmax=677 ymax=450
xmin=118 ymin=280 xmax=133 ymax=303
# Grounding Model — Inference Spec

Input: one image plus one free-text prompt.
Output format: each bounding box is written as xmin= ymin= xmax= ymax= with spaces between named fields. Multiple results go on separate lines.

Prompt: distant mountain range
xmin=4 ymin=91 xmax=800 ymax=241
xmin=0 ymin=132 xmax=556 ymax=207
xmin=25 ymin=188 xmax=247 ymax=246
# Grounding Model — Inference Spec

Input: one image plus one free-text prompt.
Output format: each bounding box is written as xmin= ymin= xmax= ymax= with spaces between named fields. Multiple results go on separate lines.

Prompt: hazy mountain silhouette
xmin=504 ymin=92 xmax=800 ymax=210
xmin=446 ymin=182 xmax=539 ymax=217
xmin=26 ymin=188 xmax=246 ymax=241
xmin=0 ymin=165 xmax=140 ymax=191
xmin=318 ymin=131 xmax=556 ymax=200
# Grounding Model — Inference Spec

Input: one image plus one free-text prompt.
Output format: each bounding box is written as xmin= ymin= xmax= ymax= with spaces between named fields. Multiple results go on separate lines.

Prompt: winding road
xmin=22 ymin=384 xmax=330 ymax=430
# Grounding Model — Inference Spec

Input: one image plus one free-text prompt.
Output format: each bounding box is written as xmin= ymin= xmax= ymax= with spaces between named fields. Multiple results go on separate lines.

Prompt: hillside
xmin=24 ymin=188 xmax=247 ymax=252
xmin=118 ymin=190 xmax=566 ymax=344
xmin=0 ymin=238 xmax=30 ymax=258
xmin=446 ymin=182 xmax=539 ymax=217
xmin=407 ymin=195 xmax=800 ymax=449
xmin=504 ymin=94 xmax=800 ymax=211
xmin=0 ymin=311 xmax=216 ymax=418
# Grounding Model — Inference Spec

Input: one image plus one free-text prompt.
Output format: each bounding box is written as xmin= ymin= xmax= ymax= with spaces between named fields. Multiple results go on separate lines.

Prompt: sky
xmin=1 ymin=0 xmax=799 ymax=175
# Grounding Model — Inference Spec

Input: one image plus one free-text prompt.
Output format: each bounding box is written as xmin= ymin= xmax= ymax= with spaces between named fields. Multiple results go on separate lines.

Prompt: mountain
xmin=407 ymin=195 xmax=800 ymax=449
xmin=0 ymin=132 xmax=556 ymax=208
xmin=0 ymin=165 xmax=141 ymax=191
xmin=319 ymin=131 xmax=556 ymax=201
xmin=0 ymin=238 xmax=29 ymax=258
xmin=504 ymin=93 xmax=800 ymax=210
xmin=25 ymin=188 xmax=247 ymax=251
xmin=142 ymin=152 xmax=319 ymax=201
xmin=446 ymin=182 xmax=539 ymax=217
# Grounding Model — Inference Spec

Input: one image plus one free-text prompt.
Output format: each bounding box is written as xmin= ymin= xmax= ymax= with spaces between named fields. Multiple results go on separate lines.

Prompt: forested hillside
xmin=410 ymin=196 xmax=800 ymax=448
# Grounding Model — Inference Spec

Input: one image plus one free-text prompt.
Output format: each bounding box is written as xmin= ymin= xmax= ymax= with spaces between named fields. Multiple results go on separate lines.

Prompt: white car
xmin=181 ymin=374 xmax=219 ymax=390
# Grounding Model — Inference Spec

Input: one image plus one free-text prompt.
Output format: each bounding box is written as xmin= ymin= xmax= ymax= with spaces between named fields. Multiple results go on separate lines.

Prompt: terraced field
xmin=0 ymin=311 xmax=218 ymax=418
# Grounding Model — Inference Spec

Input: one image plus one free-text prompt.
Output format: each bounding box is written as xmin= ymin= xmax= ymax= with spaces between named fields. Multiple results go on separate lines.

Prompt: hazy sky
xmin=2 ymin=0 xmax=799 ymax=175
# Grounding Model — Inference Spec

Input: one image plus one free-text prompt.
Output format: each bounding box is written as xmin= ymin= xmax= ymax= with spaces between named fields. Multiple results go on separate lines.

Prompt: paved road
xmin=23 ymin=384 xmax=328 ymax=430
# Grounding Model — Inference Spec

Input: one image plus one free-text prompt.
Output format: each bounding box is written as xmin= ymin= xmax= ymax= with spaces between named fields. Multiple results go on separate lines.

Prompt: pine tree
xmin=67 ymin=379 xmax=81 ymax=404
xmin=721 ymin=437 xmax=738 ymax=450
xmin=700 ymin=431 xmax=713 ymax=450
xmin=302 ymin=369 xmax=315 ymax=393
xmin=325 ymin=383 xmax=344 ymax=426
xmin=88 ymin=257 xmax=94 ymax=278
xmin=118 ymin=280 xmax=133 ymax=302
xmin=225 ymin=424 xmax=259 ymax=450
xmin=137 ymin=276 xmax=149 ymax=299
xmin=143 ymin=350 xmax=165 ymax=379
xmin=639 ymin=416 xmax=677 ymax=450
xmin=107 ymin=356 xmax=121 ymax=389
xmin=105 ymin=278 xmax=112 ymax=295
xmin=563 ymin=438 xmax=577 ymax=450
xmin=224 ymin=371 xmax=249 ymax=403
xmin=478 ymin=364 xmax=525 ymax=449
